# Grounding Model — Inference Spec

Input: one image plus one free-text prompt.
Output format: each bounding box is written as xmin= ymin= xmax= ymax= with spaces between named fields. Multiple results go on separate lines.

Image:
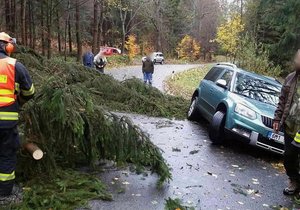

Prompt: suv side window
xmin=219 ymin=69 xmax=234 ymax=87
xmin=204 ymin=67 xmax=224 ymax=82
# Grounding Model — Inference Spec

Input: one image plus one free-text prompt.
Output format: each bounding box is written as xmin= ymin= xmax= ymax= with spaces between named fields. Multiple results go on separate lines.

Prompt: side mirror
xmin=216 ymin=79 xmax=228 ymax=89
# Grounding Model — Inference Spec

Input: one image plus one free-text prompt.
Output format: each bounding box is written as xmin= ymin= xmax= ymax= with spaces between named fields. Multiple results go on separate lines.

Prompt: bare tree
xmin=75 ymin=0 xmax=82 ymax=61
xmin=21 ymin=0 xmax=27 ymax=44
xmin=5 ymin=0 xmax=11 ymax=32
xmin=92 ymin=0 xmax=99 ymax=53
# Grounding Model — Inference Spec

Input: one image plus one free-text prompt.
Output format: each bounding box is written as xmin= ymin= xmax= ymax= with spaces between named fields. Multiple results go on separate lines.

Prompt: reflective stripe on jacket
xmin=0 ymin=57 xmax=16 ymax=108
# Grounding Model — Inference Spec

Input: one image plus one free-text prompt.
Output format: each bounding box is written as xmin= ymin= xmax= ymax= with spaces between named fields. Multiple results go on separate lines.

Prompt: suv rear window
xmin=204 ymin=67 xmax=223 ymax=82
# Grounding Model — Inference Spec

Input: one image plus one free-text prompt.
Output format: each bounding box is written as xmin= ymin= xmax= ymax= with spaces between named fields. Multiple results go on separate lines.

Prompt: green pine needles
xmin=9 ymin=49 xmax=186 ymax=208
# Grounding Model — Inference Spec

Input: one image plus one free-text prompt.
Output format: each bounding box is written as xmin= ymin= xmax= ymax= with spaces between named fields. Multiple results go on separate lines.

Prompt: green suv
xmin=188 ymin=63 xmax=284 ymax=154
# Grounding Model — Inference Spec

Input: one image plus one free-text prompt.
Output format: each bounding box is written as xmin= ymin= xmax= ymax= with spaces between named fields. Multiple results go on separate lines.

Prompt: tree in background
xmin=216 ymin=14 xmax=244 ymax=60
xmin=176 ymin=35 xmax=201 ymax=61
xmin=124 ymin=34 xmax=139 ymax=63
xmin=188 ymin=0 xmax=220 ymax=60
xmin=0 ymin=0 xmax=222 ymax=62
xmin=236 ymin=34 xmax=281 ymax=77
xmin=244 ymin=0 xmax=300 ymax=74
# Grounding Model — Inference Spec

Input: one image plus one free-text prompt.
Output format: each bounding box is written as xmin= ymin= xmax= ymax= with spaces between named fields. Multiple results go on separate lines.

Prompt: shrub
xmin=236 ymin=34 xmax=281 ymax=77
xmin=125 ymin=34 xmax=140 ymax=63
xmin=176 ymin=35 xmax=201 ymax=61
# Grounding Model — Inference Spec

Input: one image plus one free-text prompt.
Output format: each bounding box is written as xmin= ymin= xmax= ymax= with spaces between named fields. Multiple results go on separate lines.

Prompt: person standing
xmin=82 ymin=50 xmax=94 ymax=68
xmin=142 ymin=56 xmax=154 ymax=85
xmin=0 ymin=32 xmax=35 ymax=203
xmin=93 ymin=51 xmax=107 ymax=74
xmin=274 ymin=50 xmax=300 ymax=196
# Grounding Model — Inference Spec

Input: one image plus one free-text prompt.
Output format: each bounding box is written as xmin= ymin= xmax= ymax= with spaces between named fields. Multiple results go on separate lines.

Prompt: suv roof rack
xmin=216 ymin=62 xmax=237 ymax=69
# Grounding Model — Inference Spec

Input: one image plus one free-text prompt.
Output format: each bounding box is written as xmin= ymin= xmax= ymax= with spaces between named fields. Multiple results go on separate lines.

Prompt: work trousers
xmin=0 ymin=127 xmax=19 ymax=196
xmin=284 ymin=132 xmax=300 ymax=181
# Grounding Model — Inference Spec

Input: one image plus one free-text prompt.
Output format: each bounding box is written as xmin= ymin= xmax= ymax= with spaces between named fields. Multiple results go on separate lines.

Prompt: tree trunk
xmin=11 ymin=0 xmax=16 ymax=34
xmin=25 ymin=0 xmax=29 ymax=46
xmin=75 ymin=0 xmax=82 ymax=62
xmin=97 ymin=2 xmax=104 ymax=50
xmin=31 ymin=1 xmax=36 ymax=49
xmin=21 ymin=0 xmax=27 ymax=45
xmin=64 ymin=18 xmax=68 ymax=61
xmin=41 ymin=0 xmax=46 ymax=56
xmin=23 ymin=143 xmax=44 ymax=160
xmin=57 ymin=7 xmax=62 ymax=53
xmin=92 ymin=0 xmax=99 ymax=54
xmin=5 ymin=0 xmax=11 ymax=32
xmin=28 ymin=1 xmax=32 ymax=48
xmin=120 ymin=9 xmax=127 ymax=54
xmin=67 ymin=0 xmax=72 ymax=54
xmin=46 ymin=0 xmax=52 ymax=59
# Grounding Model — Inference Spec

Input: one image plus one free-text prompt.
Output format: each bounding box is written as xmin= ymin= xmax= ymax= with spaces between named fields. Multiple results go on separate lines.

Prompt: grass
xmin=165 ymin=65 xmax=212 ymax=99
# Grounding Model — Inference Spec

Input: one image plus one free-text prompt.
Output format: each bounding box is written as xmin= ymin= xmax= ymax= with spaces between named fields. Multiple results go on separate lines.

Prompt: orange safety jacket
xmin=0 ymin=57 xmax=18 ymax=121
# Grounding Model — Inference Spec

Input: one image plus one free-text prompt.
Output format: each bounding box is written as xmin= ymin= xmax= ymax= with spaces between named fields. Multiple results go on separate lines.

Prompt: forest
xmin=1 ymin=0 xmax=300 ymax=74
xmin=0 ymin=0 xmax=220 ymax=61
xmin=1 ymin=0 xmax=300 ymax=209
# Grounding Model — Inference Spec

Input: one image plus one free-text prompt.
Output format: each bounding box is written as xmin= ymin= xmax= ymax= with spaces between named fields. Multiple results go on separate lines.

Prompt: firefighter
xmin=0 ymin=32 xmax=35 ymax=203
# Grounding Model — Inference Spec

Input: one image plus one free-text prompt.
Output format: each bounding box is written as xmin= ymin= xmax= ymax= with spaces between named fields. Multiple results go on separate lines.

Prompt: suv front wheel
xmin=187 ymin=97 xmax=200 ymax=121
xmin=209 ymin=111 xmax=226 ymax=144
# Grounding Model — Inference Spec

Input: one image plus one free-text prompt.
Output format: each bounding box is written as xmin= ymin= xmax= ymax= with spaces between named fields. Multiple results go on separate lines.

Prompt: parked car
xmin=188 ymin=63 xmax=284 ymax=154
xmin=151 ymin=52 xmax=165 ymax=64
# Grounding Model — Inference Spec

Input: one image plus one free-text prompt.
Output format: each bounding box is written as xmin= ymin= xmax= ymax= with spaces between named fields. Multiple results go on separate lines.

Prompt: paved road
xmin=91 ymin=115 xmax=292 ymax=210
xmin=108 ymin=64 xmax=201 ymax=91
xmin=90 ymin=65 xmax=295 ymax=210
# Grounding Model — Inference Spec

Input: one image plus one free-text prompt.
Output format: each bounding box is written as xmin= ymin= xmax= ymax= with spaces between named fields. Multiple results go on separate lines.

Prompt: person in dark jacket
xmin=142 ymin=56 xmax=154 ymax=85
xmin=274 ymin=50 xmax=300 ymax=195
xmin=0 ymin=32 xmax=34 ymax=204
xmin=82 ymin=51 xmax=94 ymax=68
xmin=93 ymin=52 xmax=107 ymax=74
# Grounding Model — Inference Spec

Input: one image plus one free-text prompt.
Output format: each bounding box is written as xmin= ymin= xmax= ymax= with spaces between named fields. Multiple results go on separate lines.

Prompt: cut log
xmin=23 ymin=143 xmax=44 ymax=160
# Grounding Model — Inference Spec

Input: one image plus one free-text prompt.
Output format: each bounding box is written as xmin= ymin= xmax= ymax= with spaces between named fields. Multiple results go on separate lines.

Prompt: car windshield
xmin=233 ymin=72 xmax=281 ymax=106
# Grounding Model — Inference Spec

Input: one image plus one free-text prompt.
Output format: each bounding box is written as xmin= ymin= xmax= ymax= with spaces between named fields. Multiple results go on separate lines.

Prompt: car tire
xmin=209 ymin=111 xmax=226 ymax=144
xmin=187 ymin=97 xmax=200 ymax=121
xmin=161 ymin=60 xmax=164 ymax=65
xmin=153 ymin=59 xmax=156 ymax=64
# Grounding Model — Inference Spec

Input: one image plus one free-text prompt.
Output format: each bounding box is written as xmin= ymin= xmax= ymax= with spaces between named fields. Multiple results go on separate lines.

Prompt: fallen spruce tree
xmin=7 ymin=48 xmax=189 ymax=209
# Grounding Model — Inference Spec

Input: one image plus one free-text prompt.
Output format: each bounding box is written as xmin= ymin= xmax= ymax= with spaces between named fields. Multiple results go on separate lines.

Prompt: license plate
xmin=267 ymin=132 xmax=284 ymax=143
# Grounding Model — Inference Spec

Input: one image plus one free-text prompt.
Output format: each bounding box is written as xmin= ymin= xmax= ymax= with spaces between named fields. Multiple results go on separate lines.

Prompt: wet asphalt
xmin=90 ymin=65 xmax=296 ymax=210
xmin=107 ymin=64 xmax=201 ymax=90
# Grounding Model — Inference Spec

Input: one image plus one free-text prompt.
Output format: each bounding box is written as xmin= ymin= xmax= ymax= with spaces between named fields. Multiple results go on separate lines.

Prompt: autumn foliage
xmin=176 ymin=35 xmax=201 ymax=61
xmin=216 ymin=14 xmax=244 ymax=59
xmin=125 ymin=34 xmax=140 ymax=63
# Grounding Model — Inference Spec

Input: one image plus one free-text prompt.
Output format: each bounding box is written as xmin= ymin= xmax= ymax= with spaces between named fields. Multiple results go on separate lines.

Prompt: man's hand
xmin=273 ymin=121 xmax=280 ymax=133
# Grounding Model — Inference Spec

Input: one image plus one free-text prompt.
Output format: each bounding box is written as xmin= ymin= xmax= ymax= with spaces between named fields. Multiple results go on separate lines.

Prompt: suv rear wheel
xmin=209 ymin=111 xmax=226 ymax=144
xmin=187 ymin=97 xmax=200 ymax=121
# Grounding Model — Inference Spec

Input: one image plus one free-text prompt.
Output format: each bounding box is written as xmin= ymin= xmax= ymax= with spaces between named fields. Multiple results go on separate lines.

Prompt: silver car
xmin=151 ymin=52 xmax=164 ymax=64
